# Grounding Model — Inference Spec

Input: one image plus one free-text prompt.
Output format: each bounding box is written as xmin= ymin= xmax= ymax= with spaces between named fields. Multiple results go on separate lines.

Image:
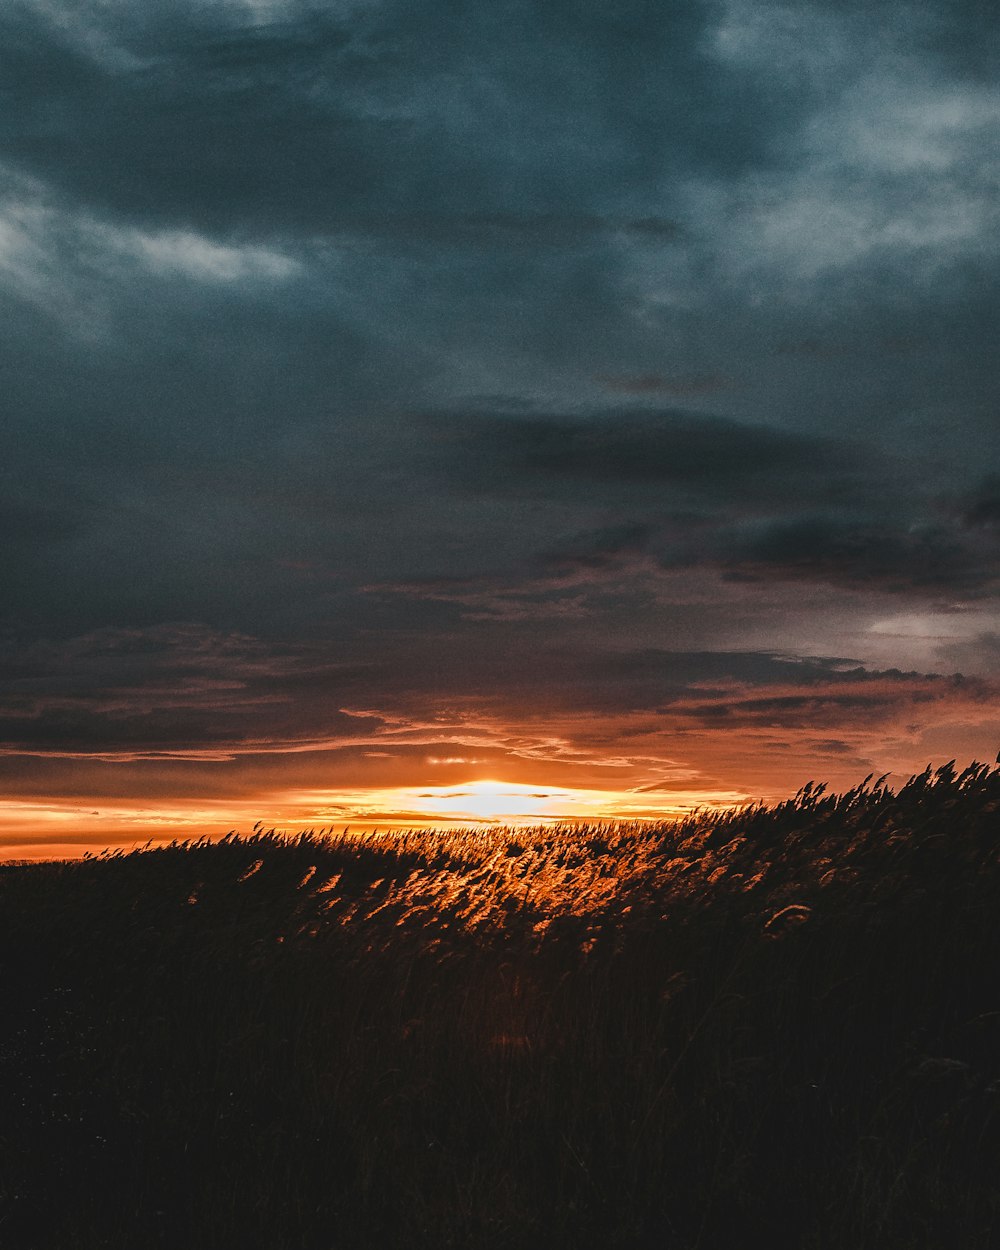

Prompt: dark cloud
xmin=0 ymin=9 xmax=368 ymax=233
xmin=666 ymin=670 xmax=988 ymax=731
xmin=539 ymin=522 xmax=654 ymax=571
xmin=0 ymin=1 xmax=761 ymax=239
xmin=321 ymin=212 xmax=684 ymax=248
xmin=916 ymin=0 xmax=1000 ymax=79
xmin=959 ymin=476 xmax=1000 ymax=531
xmin=428 ymin=408 xmax=864 ymax=496
xmin=0 ymin=624 xmax=360 ymax=757
xmin=0 ymin=481 xmax=103 ymax=601
xmin=721 ymin=515 xmax=994 ymax=593
xmin=0 ymin=494 xmax=95 ymax=546
xmin=1 ymin=0 xmax=999 ymax=848
xmin=596 ymin=372 xmax=732 ymax=396
xmin=413 ymin=408 xmax=1000 ymax=595
xmin=934 ymin=630 xmax=1000 ymax=676
xmin=0 ymin=618 xmax=964 ymax=762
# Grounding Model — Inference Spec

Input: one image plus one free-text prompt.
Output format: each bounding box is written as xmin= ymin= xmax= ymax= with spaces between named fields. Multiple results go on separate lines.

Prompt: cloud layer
xmin=1 ymin=0 xmax=998 ymax=851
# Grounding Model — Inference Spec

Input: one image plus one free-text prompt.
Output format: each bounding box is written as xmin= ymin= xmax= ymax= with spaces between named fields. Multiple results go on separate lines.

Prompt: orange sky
xmin=4 ymin=675 xmax=998 ymax=860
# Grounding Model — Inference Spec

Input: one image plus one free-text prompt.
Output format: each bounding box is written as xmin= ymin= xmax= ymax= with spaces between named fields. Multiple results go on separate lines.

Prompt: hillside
xmin=2 ymin=762 xmax=999 ymax=1249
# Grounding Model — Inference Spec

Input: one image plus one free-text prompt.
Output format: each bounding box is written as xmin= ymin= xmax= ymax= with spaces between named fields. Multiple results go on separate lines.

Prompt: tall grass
xmin=1 ymin=761 xmax=998 ymax=1248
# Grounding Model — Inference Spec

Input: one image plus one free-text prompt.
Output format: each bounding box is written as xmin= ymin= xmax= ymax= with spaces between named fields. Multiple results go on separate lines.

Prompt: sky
xmin=1 ymin=0 xmax=999 ymax=857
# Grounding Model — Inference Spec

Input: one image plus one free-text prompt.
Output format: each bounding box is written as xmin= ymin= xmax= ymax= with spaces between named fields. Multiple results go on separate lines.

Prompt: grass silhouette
xmin=1 ymin=761 xmax=999 ymax=1248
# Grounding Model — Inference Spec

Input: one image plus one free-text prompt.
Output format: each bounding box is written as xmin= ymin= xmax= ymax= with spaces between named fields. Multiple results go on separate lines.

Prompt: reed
xmin=1 ymin=760 xmax=998 ymax=1248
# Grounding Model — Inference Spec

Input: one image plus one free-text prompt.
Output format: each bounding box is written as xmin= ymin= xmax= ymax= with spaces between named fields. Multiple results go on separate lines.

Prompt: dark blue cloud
xmin=427 ymin=407 xmax=863 ymax=493
xmin=0 ymin=0 xmax=998 ymax=812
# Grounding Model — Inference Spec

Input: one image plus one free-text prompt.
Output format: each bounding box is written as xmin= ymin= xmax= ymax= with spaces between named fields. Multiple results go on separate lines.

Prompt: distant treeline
xmin=1 ymin=761 xmax=998 ymax=1249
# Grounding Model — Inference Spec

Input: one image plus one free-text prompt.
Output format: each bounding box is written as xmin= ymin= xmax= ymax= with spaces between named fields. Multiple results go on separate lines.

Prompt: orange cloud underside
xmin=5 ymin=668 xmax=1000 ymax=860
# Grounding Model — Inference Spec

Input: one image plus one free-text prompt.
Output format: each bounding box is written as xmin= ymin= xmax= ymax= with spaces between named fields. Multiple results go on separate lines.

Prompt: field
xmin=2 ymin=762 xmax=999 ymax=1249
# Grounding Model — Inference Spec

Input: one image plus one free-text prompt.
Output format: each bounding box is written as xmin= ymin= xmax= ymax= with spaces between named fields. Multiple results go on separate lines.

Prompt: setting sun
xmin=410 ymin=779 xmax=588 ymax=822
xmin=294 ymin=778 xmax=751 ymax=829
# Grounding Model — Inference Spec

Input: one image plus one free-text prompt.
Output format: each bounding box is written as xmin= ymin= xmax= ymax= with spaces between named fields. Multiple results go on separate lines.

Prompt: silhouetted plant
xmin=1 ymin=761 xmax=998 ymax=1248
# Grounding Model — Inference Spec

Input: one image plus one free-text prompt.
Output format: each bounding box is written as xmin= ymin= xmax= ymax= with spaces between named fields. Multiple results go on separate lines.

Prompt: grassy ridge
xmin=2 ymin=762 xmax=999 ymax=1248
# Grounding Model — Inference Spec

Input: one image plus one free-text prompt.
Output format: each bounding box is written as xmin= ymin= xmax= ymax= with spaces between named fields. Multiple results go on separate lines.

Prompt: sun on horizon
xmin=300 ymin=777 xmax=753 ymax=828
xmin=403 ymin=778 xmax=600 ymax=823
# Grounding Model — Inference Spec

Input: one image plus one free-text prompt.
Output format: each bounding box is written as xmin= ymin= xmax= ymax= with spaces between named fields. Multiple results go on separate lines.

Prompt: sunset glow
xmin=411 ymin=778 xmax=624 ymax=823
xmin=0 ymin=775 xmax=755 ymax=861
xmin=300 ymin=778 xmax=751 ymax=826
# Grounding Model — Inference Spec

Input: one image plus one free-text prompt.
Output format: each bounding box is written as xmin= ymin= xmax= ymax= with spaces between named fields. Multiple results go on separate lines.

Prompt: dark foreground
xmin=2 ymin=763 xmax=999 ymax=1249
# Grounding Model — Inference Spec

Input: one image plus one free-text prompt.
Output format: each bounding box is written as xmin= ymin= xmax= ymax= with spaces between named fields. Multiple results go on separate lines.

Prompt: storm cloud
xmin=1 ymin=0 xmax=998 ymax=852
